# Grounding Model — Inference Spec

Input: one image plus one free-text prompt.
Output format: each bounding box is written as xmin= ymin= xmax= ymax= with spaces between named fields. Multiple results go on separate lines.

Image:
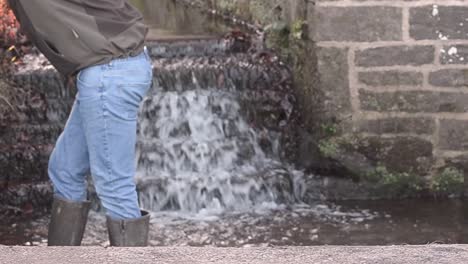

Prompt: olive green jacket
xmin=8 ymin=0 xmax=148 ymax=77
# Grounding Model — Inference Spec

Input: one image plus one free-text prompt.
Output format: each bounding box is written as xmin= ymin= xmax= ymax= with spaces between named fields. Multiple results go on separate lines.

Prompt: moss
xmin=217 ymin=1 xmax=237 ymax=14
xmin=290 ymin=19 xmax=306 ymax=40
xmin=264 ymin=17 xmax=308 ymax=65
xmin=321 ymin=123 xmax=338 ymax=136
xmin=317 ymin=133 xmax=360 ymax=160
xmin=363 ymin=165 xmax=424 ymax=197
xmin=430 ymin=167 xmax=464 ymax=195
xmin=249 ymin=1 xmax=277 ymax=25
xmin=366 ymin=96 xmax=380 ymax=110
xmin=265 ymin=21 xmax=290 ymax=50
xmin=318 ymin=139 xmax=339 ymax=158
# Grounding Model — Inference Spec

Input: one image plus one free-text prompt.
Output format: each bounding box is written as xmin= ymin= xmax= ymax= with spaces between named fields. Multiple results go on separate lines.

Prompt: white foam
xmin=432 ymin=5 xmax=439 ymax=17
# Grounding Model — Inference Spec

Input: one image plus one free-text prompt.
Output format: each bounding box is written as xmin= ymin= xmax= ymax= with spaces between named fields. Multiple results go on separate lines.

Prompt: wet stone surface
xmin=1 ymin=199 xmax=466 ymax=246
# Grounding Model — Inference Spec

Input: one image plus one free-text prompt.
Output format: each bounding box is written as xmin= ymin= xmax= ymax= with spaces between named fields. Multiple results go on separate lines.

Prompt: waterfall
xmin=135 ymin=42 xmax=303 ymax=214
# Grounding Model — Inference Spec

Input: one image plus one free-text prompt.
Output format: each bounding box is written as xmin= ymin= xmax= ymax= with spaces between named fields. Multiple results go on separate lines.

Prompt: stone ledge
xmin=0 ymin=245 xmax=467 ymax=264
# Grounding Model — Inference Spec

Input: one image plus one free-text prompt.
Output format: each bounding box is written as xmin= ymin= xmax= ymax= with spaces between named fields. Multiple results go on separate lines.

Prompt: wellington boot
xmin=106 ymin=210 xmax=150 ymax=247
xmin=48 ymin=197 xmax=91 ymax=246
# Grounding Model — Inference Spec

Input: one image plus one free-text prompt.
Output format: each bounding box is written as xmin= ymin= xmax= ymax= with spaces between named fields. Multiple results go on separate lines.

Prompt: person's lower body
xmin=47 ymin=48 xmax=153 ymax=246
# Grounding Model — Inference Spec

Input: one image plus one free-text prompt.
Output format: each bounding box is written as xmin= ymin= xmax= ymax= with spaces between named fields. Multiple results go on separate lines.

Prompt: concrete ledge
xmin=1 ymin=245 xmax=467 ymax=264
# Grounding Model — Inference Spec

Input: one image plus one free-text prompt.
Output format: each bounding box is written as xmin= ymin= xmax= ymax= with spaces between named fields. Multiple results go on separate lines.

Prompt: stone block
xmin=356 ymin=117 xmax=435 ymax=135
xmin=360 ymin=90 xmax=468 ymax=113
xmin=429 ymin=69 xmax=468 ymax=87
xmin=357 ymin=136 xmax=434 ymax=175
xmin=410 ymin=6 xmax=468 ymax=40
xmin=316 ymin=47 xmax=352 ymax=115
xmin=314 ymin=6 xmax=402 ymax=42
xmin=358 ymin=71 xmax=424 ymax=86
xmin=440 ymin=45 xmax=468 ymax=65
xmin=356 ymin=46 xmax=435 ymax=67
xmin=439 ymin=120 xmax=468 ymax=151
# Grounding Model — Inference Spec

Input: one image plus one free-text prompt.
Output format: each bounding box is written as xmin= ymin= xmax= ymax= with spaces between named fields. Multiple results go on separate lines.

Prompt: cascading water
xmin=137 ymin=90 xmax=302 ymax=213
xmin=135 ymin=41 xmax=304 ymax=215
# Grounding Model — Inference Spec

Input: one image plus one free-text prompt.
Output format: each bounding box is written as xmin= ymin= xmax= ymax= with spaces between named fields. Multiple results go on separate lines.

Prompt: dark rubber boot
xmin=106 ymin=210 xmax=150 ymax=247
xmin=47 ymin=197 xmax=91 ymax=246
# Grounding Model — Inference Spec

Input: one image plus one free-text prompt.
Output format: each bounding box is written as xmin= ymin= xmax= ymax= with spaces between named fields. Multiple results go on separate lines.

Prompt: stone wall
xmin=309 ymin=0 xmax=468 ymax=191
xmin=192 ymin=0 xmax=467 ymax=194
xmin=0 ymin=70 xmax=71 ymax=188
xmin=314 ymin=0 xmax=467 ymax=188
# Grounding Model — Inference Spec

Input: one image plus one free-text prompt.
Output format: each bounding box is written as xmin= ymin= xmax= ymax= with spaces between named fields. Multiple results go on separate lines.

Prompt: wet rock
xmin=0 ymin=182 xmax=52 ymax=208
xmin=0 ymin=144 xmax=51 ymax=187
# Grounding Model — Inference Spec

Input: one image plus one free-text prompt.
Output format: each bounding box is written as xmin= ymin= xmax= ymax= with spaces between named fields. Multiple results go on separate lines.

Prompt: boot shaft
xmin=48 ymin=197 xmax=91 ymax=246
xmin=106 ymin=210 xmax=150 ymax=247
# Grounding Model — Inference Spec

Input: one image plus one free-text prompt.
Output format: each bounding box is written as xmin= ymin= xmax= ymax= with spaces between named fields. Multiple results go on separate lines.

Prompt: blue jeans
xmin=48 ymin=48 xmax=153 ymax=220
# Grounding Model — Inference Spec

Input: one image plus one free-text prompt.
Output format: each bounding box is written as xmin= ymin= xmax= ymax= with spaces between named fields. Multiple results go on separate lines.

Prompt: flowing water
xmin=135 ymin=59 xmax=301 ymax=214
xmin=136 ymin=89 xmax=301 ymax=213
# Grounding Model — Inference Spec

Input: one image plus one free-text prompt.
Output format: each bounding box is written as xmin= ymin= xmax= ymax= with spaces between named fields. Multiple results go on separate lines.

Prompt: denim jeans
xmin=48 ymin=48 xmax=153 ymax=220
